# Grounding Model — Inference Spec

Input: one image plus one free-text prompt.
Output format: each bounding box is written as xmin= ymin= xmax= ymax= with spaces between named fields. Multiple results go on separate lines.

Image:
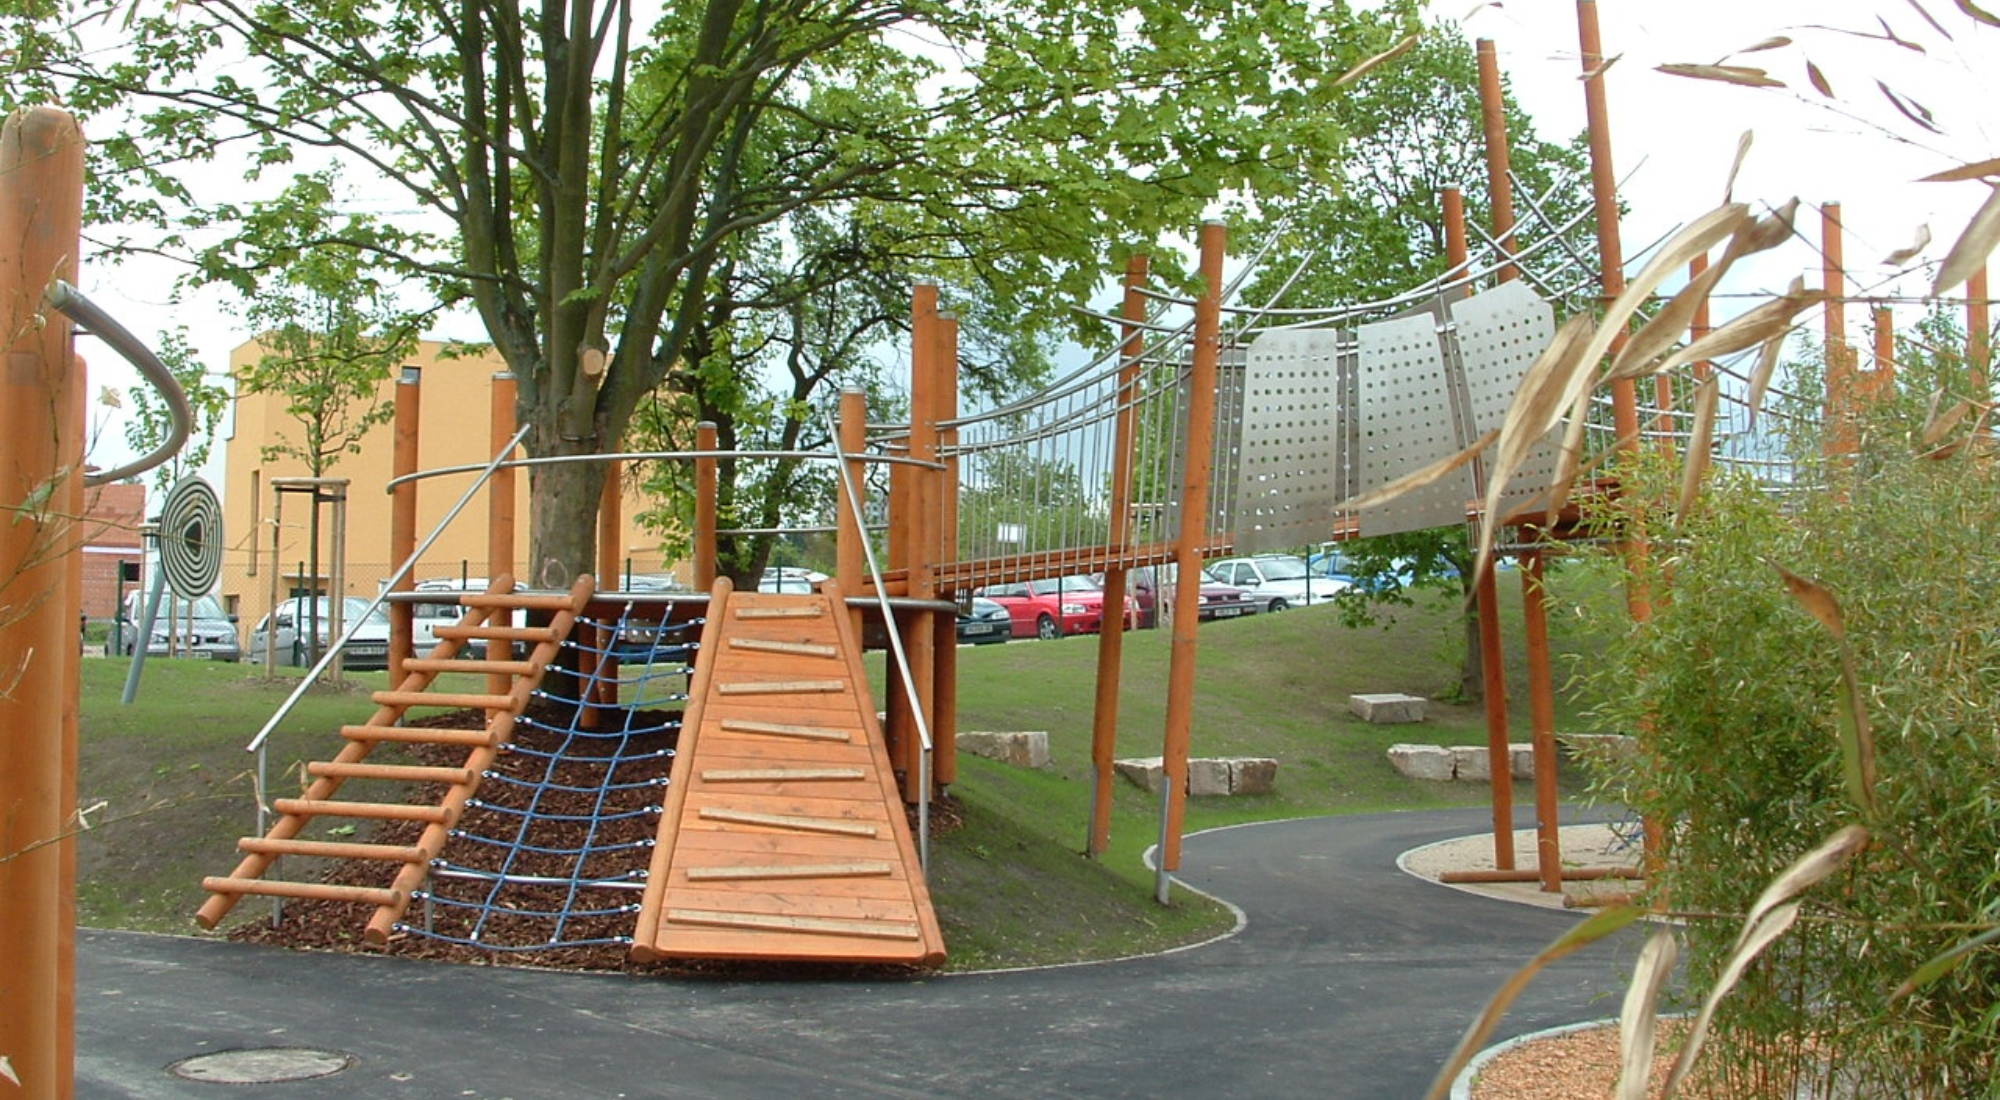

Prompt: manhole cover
xmin=167 ymin=1047 xmax=355 ymax=1084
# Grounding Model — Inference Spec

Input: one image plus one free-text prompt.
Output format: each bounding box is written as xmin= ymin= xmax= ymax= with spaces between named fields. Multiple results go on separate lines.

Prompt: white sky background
xmin=65 ymin=0 xmax=2000 ymax=488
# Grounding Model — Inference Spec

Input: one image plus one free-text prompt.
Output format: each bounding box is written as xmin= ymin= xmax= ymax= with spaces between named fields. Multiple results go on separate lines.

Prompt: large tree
xmin=5 ymin=0 xmax=1418 ymax=585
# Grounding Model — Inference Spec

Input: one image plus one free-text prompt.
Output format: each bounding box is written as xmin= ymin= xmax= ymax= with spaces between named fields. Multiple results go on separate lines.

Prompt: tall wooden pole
xmin=0 ymin=104 xmax=85 ymax=1100
xmin=932 ymin=311 xmax=961 ymax=791
xmin=1823 ymin=202 xmax=1855 ymax=457
xmin=1871 ymin=306 xmax=1896 ymax=404
xmin=836 ymin=388 xmax=867 ymax=641
xmin=1158 ymin=222 xmax=1224 ymax=900
xmin=488 ymin=372 xmax=517 ymax=582
xmin=1089 ymin=255 xmax=1150 ymax=857
xmin=1967 ymin=268 xmax=1990 ymax=401
xmin=694 ymin=421 xmax=718 ymax=591
xmin=388 ymin=367 xmax=421 ymax=679
xmin=904 ymin=285 xmax=940 ymax=801
xmin=597 ymin=459 xmax=622 ymax=587
xmin=59 ymin=353 xmax=85 ymax=1093
xmin=1474 ymin=42 xmax=1520 ymax=872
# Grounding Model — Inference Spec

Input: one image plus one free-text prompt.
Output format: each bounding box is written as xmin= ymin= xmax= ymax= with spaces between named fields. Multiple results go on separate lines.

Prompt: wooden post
xmin=903 ymin=286 xmax=940 ymax=801
xmin=933 ymin=311 xmax=962 ymax=790
xmin=389 ymin=366 xmax=421 ymax=679
xmin=1871 ymin=305 xmax=1896 ymax=404
xmin=488 ymin=372 xmax=517 ymax=582
xmin=0 ymin=104 xmax=85 ymax=1100
xmin=587 ymin=458 xmax=622 ymax=717
xmin=1523 ymin=550 xmax=1560 ymax=891
xmin=60 ymin=353 xmax=85 ymax=1092
xmin=1442 ymin=189 xmax=1471 ymax=284
xmin=694 ymin=422 xmax=718 ymax=591
xmin=836 ymin=389 xmax=867 ymax=640
xmin=1475 ymin=39 xmax=1518 ymax=282
xmin=1089 ymin=255 xmax=1149 ymax=857
xmin=1159 ymin=222 xmax=1225 ymax=892
xmin=1967 ymin=267 xmax=1989 ymax=401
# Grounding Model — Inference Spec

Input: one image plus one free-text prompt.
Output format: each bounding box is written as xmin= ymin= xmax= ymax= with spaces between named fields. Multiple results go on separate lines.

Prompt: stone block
xmin=958 ymin=730 xmax=1051 ymax=769
xmin=1229 ymin=757 xmax=1279 ymax=795
xmin=1348 ymin=692 xmax=1428 ymax=724
xmin=1188 ymin=758 xmax=1233 ymax=796
xmin=1388 ymin=743 xmax=1456 ymax=781
xmin=1452 ymin=745 xmax=1493 ymax=782
xmin=1509 ymin=743 xmax=1536 ymax=780
xmin=1115 ymin=756 xmax=1167 ymax=793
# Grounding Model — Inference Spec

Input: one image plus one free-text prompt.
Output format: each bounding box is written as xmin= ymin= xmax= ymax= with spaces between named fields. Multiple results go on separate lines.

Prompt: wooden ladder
xmin=195 ymin=574 xmax=596 ymax=944
xmin=629 ymin=578 xmax=945 ymax=966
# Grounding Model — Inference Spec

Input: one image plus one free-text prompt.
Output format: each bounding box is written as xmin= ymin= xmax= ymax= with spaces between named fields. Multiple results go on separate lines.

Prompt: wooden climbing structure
xmin=630 ymin=579 xmax=944 ymax=966
xmin=195 ymin=575 xmax=596 ymax=944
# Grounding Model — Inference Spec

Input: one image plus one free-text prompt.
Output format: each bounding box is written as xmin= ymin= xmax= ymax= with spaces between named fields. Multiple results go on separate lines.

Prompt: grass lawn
xmin=69 ymin=560 xmax=1617 ymax=968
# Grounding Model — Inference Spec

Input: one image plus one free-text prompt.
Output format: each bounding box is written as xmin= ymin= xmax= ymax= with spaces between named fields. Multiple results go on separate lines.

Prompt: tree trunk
xmin=1459 ymin=577 xmax=1483 ymax=704
xmin=526 ymin=446 xmax=608 ymax=590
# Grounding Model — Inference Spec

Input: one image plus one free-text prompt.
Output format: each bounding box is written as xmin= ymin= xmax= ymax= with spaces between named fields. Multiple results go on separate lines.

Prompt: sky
xmin=60 ymin=0 xmax=2000 ymax=489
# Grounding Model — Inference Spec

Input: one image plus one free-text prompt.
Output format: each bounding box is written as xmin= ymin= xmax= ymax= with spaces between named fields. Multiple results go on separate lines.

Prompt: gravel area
xmin=1471 ymin=1020 xmax=1693 ymax=1100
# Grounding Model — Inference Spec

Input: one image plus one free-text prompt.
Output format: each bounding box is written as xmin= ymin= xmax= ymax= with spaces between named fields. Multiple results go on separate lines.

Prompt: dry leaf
xmin=1335 ymin=429 xmax=1497 ymax=512
xmin=1920 ymin=396 xmax=1972 ymax=446
xmin=1616 ymin=931 xmax=1681 ymax=1100
xmin=1652 ymin=276 xmax=1826 ymax=376
xmin=1735 ymin=35 xmax=1794 ymax=54
xmin=1474 ymin=314 xmax=1598 ymax=581
xmin=1805 ymin=59 xmax=1835 ymax=97
xmin=1877 ymin=15 xmax=1927 ymax=51
xmin=1610 ymin=265 xmax=1731 ymax=381
xmin=1956 ymin=0 xmax=2000 ymax=26
xmin=1920 ymin=156 xmax=2000 ymax=182
xmin=1723 ymin=130 xmax=1753 ymax=202
xmin=1878 ymin=80 xmax=1943 ymax=133
xmin=1774 ymin=563 xmax=1845 ymax=639
xmin=1906 ymin=0 xmax=1954 ymax=38
xmin=1333 ymin=33 xmax=1421 ymax=89
xmin=1675 ymin=376 xmax=1720 ymax=526
xmin=1656 ymin=63 xmax=1785 ymax=88
xmin=1744 ymin=324 xmax=1786 ymax=425
xmin=1883 ymin=223 xmax=1933 ymax=265
xmin=1421 ymin=906 xmax=1647 ymax=1100
xmin=1581 ymin=53 xmax=1623 ymax=81
xmin=98 ymin=386 xmax=123 ymax=409
xmin=1933 ymin=183 xmax=2000 ymax=296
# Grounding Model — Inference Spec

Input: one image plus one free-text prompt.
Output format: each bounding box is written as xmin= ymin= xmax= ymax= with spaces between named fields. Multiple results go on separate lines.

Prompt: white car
xmin=248 ymin=596 xmax=393 ymax=670
xmin=1206 ymin=554 xmax=1350 ymax=613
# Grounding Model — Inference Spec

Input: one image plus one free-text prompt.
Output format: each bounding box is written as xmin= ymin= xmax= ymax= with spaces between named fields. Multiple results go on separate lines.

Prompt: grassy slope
xmin=71 ymin=564 xmax=1614 ymax=966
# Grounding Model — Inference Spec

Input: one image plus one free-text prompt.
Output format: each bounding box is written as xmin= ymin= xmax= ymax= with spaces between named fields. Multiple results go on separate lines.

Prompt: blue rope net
xmin=394 ymin=604 xmax=699 ymax=954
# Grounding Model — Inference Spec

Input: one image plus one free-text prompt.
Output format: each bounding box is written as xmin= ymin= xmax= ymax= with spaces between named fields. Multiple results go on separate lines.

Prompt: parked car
xmin=1102 ymin=565 xmax=1260 ymax=628
xmin=248 ymin=596 xmax=394 ymax=670
xmin=407 ymin=578 xmax=530 ymax=658
xmin=1206 ymin=554 xmax=1349 ymax=612
xmin=955 ymin=597 xmax=1012 ymax=645
xmin=111 ymin=590 xmax=241 ymax=661
xmin=973 ymin=575 xmax=1135 ymax=640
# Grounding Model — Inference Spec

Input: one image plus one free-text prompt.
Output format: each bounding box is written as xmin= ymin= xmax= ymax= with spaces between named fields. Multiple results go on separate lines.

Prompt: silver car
xmin=248 ymin=596 xmax=394 ymax=670
xmin=112 ymin=590 xmax=242 ymax=661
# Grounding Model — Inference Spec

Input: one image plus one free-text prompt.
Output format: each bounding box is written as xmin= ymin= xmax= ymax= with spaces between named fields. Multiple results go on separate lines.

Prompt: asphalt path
xmin=77 ymin=807 xmax=1642 ymax=1099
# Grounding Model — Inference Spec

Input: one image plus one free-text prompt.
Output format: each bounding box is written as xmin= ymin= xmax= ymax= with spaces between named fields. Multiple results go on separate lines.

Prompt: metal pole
xmin=119 ymin=557 xmax=166 ymax=705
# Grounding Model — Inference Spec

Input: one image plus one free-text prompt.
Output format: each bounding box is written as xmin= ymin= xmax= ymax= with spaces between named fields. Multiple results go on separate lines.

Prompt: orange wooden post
xmin=1823 ymin=202 xmax=1855 ymax=457
xmin=1089 ymin=254 xmax=1149 ymax=857
xmin=1475 ymin=39 xmax=1518 ymax=283
xmin=60 ymin=353 xmax=85 ymax=1092
xmin=904 ymin=287 xmax=940 ymax=801
xmin=488 ymin=372 xmax=517 ymax=582
xmin=1871 ymin=306 xmax=1896 ymax=404
xmin=587 ymin=457 xmax=622 ymax=718
xmin=1967 ymin=268 xmax=1990 ymax=401
xmin=1442 ymin=188 xmax=1471 ymax=283
xmin=1158 ymin=222 xmax=1225 ymax=895
xmin=836 ymin=388 xmax=867 ymax=640
xmin=0 ymin=104 xmax=85 ymax=1100
xmin=1523 ymin=550 xmax=1561 ymax=891
xmin=932 ymin=311 xmax=962 ymax=790
xmin=388 ymin=366 xmax=422 ymax=679
xmin=694 ymin=422 xmax=718 ymax=591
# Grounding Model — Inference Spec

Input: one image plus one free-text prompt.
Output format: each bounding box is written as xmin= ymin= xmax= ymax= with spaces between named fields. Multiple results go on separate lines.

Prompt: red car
xmin=974 ymin=575 xmax=1135 ymax=640
xmin=1109 ymin=564 xmax=1262 ymax=629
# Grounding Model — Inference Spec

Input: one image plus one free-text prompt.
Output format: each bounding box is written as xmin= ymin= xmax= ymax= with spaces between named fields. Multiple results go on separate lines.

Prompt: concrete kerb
xmin=1447 ymin=1017 xmax=1617 ymax=1100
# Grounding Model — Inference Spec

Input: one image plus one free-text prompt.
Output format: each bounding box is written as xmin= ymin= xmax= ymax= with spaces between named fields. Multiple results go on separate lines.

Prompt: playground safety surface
xmin=78 ymin=806 xmax=1643 ymax=1100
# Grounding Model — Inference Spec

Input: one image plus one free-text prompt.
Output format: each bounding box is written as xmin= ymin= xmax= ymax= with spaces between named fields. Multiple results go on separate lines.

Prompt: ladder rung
xmin=717 ymin=719 xmax=851 ymax=743
xmin=372 ymin=690 xmax=515 ymax=710
xmin=401 ymin=657 xmax=538 ymax=676
xmin=237 ymin=837 xmax=428 ymax=863
xmin=435 ymin=624 xmax=561 ymax=643
xmin=715 ymin=680 xmax=845 ymax=696
xmin=727 ymin=638 xmax=837 ymax=658
xmin=461 ymin=592 xmax=577 ymax=611
xmin=665 ymin=908 xmax=918 ymax=941
xmin=697 ymin=807 xmax=879 ymax=837
xmin=700 ymin=768 xmax=866 ymax=783
xmin=202 ymin=877 xmax=399 ymax=906
xmin=683 ymin=861 xmax=894 ymax=882
xmin=734 ymin=606 xmax=823 ymax=620
xmin=342 ymin=725 xmax=497 ymax=748
xmin=307 ymin=761 xmax=476 ymax=785
xmin=272 ymin=798 xmax=450 ymax=823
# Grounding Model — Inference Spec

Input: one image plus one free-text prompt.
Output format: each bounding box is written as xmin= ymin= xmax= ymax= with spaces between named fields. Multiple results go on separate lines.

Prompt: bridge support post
xmin=390 ymin=368 xmax=422 ymax=679
xmin=1089 ymin=255 xmax=1149 ymax=857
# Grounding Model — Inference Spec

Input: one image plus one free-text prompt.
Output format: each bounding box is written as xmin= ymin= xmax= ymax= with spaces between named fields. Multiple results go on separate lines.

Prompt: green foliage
xmin=1583 ymin=450 xmax=2000 ymax=1096
xmin=118 ymin=328 xmax=229 ymax=493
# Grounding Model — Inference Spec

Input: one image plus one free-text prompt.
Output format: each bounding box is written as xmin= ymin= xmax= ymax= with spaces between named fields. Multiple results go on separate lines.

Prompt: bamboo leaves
xmin=1775 ymin=566 xmax=1880 ymax=819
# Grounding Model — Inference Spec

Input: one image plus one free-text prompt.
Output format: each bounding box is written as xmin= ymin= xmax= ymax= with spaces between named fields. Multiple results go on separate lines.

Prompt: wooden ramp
xmin=195 ymin=575 xmax=596 ymax=944
xmin=630 ymin=579 xmax=945 ymax=966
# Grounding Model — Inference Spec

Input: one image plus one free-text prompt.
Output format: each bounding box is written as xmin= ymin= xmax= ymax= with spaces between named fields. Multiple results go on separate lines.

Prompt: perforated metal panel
xmin=1232 ymin=330 xmax=1347 ymax=553
xmin=1453 ymin=280 xmax=1561 ymax=517
xmin=1353 ymin=313 xmax=1469 ymax=535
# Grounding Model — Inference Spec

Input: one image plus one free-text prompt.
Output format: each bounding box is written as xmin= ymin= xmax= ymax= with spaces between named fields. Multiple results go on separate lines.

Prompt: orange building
xmin=221 ymin=338 xmax=678 ymax=629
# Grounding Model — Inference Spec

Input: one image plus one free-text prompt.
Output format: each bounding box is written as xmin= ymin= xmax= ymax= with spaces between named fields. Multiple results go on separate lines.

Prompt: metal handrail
xmin=824 ymin=407 xmax=935 ymax=874
xmin=382 ymin=448 xmax=943 ymax=494
xmin=48 ymin=281 xmax=193 ymax=488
